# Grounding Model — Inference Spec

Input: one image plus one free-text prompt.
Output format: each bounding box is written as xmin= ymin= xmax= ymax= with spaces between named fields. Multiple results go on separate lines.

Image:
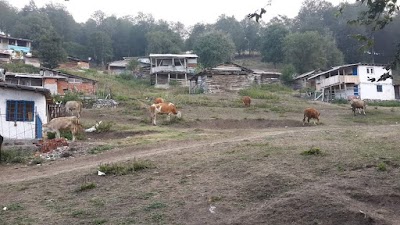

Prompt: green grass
xmin=301 ymin=147 xmax=322 ymax=156
xmin=89 ymin=145 xmax=114 ymax=154
xmin=98 ymin=160 xmax=155 ymax=175
xmin=1 ymin=148 xmax=32 ymax=163
xmin=368 ymin=100 xmax=400 ymax=107
xmin=76 ymin=182 xmax=97 ymax=192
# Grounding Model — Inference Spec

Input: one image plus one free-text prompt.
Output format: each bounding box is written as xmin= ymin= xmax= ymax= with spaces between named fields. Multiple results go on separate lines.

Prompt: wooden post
xmin=0 ymin=134 xmax=3 ymax=163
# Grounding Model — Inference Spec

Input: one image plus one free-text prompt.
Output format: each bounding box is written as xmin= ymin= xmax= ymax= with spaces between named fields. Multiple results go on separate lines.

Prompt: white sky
xmin=8 ymin=0 xmax=347 ymax=26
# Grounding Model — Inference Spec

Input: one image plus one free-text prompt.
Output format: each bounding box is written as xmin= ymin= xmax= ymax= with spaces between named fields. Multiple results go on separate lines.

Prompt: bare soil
xmin=1 ymin=94 xmax=400 ymax=225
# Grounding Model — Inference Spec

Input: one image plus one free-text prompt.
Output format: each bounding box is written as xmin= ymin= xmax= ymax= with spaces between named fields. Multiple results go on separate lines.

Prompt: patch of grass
xmin=377 ymin=162 xmax=387 ymax=171
xmin=71 ymin=209 xmax=90 ymax=218
xmin=331 ymin=98 xmax=348 ymax=104
xmin=92 ymin=219 xmax=108 ymax=225
xmin=239 ymin=87 xmax=280 ymax=100
xmin=368 ymin=100 xmax=400 ymax=107
xmin=145 ymin=202 xmax=167 ymax=211
xmin=90 ymin=198 xmax=106 ymax=207
xmin=150 ymin=213 xmax=165 ymax=223
xmin=209 ymin=196 xmax=223 ymax=203
xmin=98 ymin=159 xmax=154 ymax=175
xmin=88 ymin=145 xmax=114 ymax=154
xmin=301 ymin=147 xmax=322 ymax=156
xmin=96 ymin=121 xmax=114 ymax=133
xmin=30 ymin=157 xmax=44 ymax=165
xmin=1 ymin=148 xmax=32 ymax=163
xmin=6 ymin=202 xmax=25 ymax=211
xmin=76 ymin=182 xmax=96 ymax=192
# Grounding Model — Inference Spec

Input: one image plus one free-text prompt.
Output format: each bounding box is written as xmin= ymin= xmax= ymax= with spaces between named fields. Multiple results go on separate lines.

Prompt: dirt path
xmin=0 ymin=126 xmax=339 ymax=184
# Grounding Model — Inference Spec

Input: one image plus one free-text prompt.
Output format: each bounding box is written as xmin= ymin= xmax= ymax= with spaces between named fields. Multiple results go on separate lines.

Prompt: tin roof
xmin=149 ymin=54 xmax=198 ymax=58
xmin=0 ymin=82 xmax=51 ymax=100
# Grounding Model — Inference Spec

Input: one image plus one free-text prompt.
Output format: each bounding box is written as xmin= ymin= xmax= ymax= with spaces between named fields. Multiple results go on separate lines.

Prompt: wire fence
xmin=0 ymin=112 xmax=37 ymax=140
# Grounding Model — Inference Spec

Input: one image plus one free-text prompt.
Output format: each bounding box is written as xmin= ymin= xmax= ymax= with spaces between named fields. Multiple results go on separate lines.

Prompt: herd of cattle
xmin=41 ymin=96 xmax=368 ymax=142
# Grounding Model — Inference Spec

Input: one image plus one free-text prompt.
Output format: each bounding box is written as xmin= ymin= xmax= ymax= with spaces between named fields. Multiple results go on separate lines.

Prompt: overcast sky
xmin=8 ymin=0 xmax=347 ymax=26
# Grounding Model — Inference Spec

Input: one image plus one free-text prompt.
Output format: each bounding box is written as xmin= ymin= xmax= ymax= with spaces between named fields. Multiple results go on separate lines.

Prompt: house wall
xmin=332 ymin=84 xmax=355 ymax=99
xmin=206 ymin=74 xmax=258 ymax=93
xmin=0 ymin=89 xmax=47 ymax=139
xmin=358 ymin=65 xmax=394 ymax=100
xmin=44 ymin=78 xmax=58 ymax=94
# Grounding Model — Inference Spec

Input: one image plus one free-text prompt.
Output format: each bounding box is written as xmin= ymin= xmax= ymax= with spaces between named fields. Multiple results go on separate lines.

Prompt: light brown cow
xmin=154 ymin=97 xmax=165 ymax=104
xmin=303 ymin=108 xmax=320 ymax=125
xmin=65 ymin=101 xmax=83 ymax=118
xmin=242 ymin=96 xmax=251 ymax=107
xmin=150 ymin=102 xmax=181 ymax=126
xmin=42 ymin=116 xmax=81 ymax=141
xmin=350 ymin=99 xmax=366 ymax=116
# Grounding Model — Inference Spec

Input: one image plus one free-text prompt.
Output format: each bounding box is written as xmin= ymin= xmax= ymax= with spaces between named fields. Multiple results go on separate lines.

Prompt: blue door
xmin=35 ymin=114 xmax=42 ymax=139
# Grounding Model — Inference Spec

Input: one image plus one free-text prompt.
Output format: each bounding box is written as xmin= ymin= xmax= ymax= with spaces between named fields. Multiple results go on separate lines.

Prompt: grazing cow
xmin=150 ymin=102 xmax=181 ymax=126
xmin=242 ymin=96 xmax=251 ymax=107
xmin=303 ymin=108 xmax=320 ymax=125
xmin=42 ymin=116 xmax=82 ymax=141
xmin=350 ymin=99 xmax=366 ymax=116
xmin=0 ymin=134 xmax=3 ymax=163
xmin=65 ymin=101 xmax=83 ymax=118
xmin=154 ymin=97 xmax=165 ymax=104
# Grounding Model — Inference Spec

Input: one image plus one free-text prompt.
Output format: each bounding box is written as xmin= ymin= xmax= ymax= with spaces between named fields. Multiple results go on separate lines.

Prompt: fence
xmin=0 ymin=110 xmax=38 ymax=140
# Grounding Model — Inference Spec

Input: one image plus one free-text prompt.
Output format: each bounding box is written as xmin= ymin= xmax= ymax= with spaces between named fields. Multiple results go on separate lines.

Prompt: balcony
xmin=320 ymin=75 xmax=359 ymax=88
xmin=151 ymin=65 xmax=195 ymax=74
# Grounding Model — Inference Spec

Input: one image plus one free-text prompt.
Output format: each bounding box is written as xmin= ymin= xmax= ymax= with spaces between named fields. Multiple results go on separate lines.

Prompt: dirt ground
xmin=1 ymin=93 xmax=400 ymax=225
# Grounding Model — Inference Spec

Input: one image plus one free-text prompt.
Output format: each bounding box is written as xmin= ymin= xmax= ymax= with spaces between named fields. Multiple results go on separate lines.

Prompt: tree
xmin=185 ymin=23 xmax=210 ymax=51
xmin=0 ymin=0 xmax=17 ymax=34
xmin=280 ymin=64 xmax=296 ymax=86
xmin=88 ymin=31 xmax=113 ymax=66
xmin=240 ymin=19 xmax=262 ymax=54
xmin=146 ymin=30 xmax=183 ymax=54
xmin=193 ymin=31 xmax=236 ymax=68
xmin=214 ymin=15 xmax=245 ymax=54
xmin=283 ymin=31 xmax=343 ymax=73
xmin=260 ymin=23 xmax=289 ymax=66
xmin=37 ymin=30 xmax=67 ymax=69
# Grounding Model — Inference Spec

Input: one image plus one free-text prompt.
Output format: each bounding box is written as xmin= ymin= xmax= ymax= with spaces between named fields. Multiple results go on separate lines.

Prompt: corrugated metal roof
xmin=108 ymin=60 xmax=128 ymax=67
xmin=294 ymin=70 xmax=318 ymax=80
xmin=307 ymin=63 xmax=360 ymax=80
xmin=0 ymin=82 xmax=51 ymax=99
xmin=149 ymin=54 xmax=198 ymax=58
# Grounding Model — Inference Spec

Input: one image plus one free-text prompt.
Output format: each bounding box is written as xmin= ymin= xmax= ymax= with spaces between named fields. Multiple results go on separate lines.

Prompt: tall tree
xmin=185 ymin=23 xmax=210 ymax=51
xmin=0 ymin=0 xmax=17 ymax=34
xmin=37 ymin=30 xmax=67 ymax=69
xmin=146 ymin=30 xmax=183 ymax=54
xmin=88 ymin=31 xmax=113 ymax=66
xmin=193 ymin=31 xmax=235 ymax=68
xmin=240 ymin=19 xmax=262 ymax=54
xmin=214 ymin=15 xmax=245 ymax=54
xmin=260 ymin=23 xmax=289 ymax=66
xmin=283 ymin=31 xmax=343 ymax=73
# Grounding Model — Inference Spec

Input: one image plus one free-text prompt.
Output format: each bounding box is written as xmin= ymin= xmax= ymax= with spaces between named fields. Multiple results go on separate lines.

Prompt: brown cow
xmin=42 ymin=116 xmax=82 ymax=141
xmin=350 ymin=99 xmax=366 ymax=116
xmin=65 ymin=101 xmax=83 ymax=118
xmin=150 ymin=102 xmax=181 ymax=126
xmin=242 ymin=96 xmax=251 ymax=107
xmin=154 ymin=98 xmax=165 ymax=104
xmin=303 ymin=108 xmax=320 ymax=125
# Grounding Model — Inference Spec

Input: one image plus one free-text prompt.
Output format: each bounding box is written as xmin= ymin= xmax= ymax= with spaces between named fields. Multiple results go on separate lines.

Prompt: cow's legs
xmin=152 ymin=114 xmax=157 ymax=126
xmin=167 ymin=113 xmax=171 ymax=122
xmin=55 ymin=130 xmax=61 ymax=139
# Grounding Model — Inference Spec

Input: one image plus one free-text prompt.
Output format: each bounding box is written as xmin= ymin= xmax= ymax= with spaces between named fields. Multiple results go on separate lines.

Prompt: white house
xmin=302 ymin=63 xmax=394 ymax=101
xmin=0 ymin=83 xmax=51 ymax=140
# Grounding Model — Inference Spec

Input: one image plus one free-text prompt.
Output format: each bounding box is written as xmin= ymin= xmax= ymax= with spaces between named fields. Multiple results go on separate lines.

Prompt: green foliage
xmin=0 ymin=63 xmax=39 ymax=73
xmin=145 ymin=202 xmax=167 ymax=211
xmin=6 ymin=203 xmax=25 ymax=211
xmin=98 ymin=160 xmax=154 ymax=176
xmin=283 ymin=31 xmax=344 ymax=73
xmin=89 ymin=145 xmax=114 ymax=154
xmin=301 ymin=147 xmax=322 ymax=155
xmin=239 ymin=87 xmax=280 ymax=100
xmin=280 ymin=64 xmax=296 ymax=86
xmin=367 ymin=101 xmax=400 ymax=107
xmin=146 ymin=30 xmax=183 ymax=54
xmin=76 ymin=183 xmax=96 ymax=192
xmin=331 ymin=98 xmax=348 ymax=104
xmin=61 ymin=91 xmax=82 ymax=103
xmin=118 ymin=72 xmax=134 ymax=80
xmin=1 ymin=148 xmax=32 ymax=163
xmin=126 ymin=59 xmax=139 ymax=71
xmin=261 ymin=23 xmax=289 ymax=65
xmin=95 ymin=121 xmax=113 ymax=133
xmin=37 ymin=30 xmax=67 ymax=69
xmin=194 ymin=31 xmax=236 ymax=68
xmin=215 ymin=15 xmax=246 ymax=54
xmin=377 ymin=162 xmax=387 ymax=171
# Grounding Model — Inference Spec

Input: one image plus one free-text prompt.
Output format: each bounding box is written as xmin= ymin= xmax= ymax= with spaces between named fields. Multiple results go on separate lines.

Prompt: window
xmin=6 ymin=100 xmax=34 ymax=122
xmin=354 ymin=85 xmax=359 ymax=96
xmin=367 ymin=67 xmax=374 ymax=74
xmin=377 ymin=85 xmax=383 ymax=92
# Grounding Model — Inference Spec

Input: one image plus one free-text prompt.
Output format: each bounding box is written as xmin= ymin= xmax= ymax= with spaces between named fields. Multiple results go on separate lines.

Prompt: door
xmin=395 ymin=86 xmax=400 ymax=99
xmin=35 ymin=114 xmax=42 ymax=139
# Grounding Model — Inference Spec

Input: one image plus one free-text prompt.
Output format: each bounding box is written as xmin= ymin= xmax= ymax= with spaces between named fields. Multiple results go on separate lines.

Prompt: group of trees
xmin=0 ymin=0 xmax=399 ymax=73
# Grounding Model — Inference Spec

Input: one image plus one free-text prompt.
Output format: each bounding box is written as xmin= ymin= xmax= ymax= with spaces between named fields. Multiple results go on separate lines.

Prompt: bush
xmin=96 ymin=121 xmax=113 ymax=133
xmin=76 ymin=182 xmax=96 ymax=192
xmin=301 ymin=147 xmax=321 ymax=155
xmin=331 ymin=98 xmax=348 ymax=104
xmin=89 ymin=145 xmax=113 ymax=154
xmin=98 ymin=160 xmax=154 ymax=176
xmin=1 ymin=148 xmax=32 ymax=163
xmin=118 ymin=72 xmax=134 ymax=80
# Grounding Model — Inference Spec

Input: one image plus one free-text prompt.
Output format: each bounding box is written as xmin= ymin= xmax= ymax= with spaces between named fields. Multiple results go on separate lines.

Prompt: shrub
xmin=98 ymin=160 xmax=154 ymax=176
xmin=76 ymin=182 xmax=96 ymax=192
xmin=1 ymin=148 xmax=32 ymax=163
xmin=118 ymin=72 xmax=134 ymax=80
xmin=96 ymin=121 xmax=113 ymax=133
xmin=331 ymin=98 xmax=348 ymax=104
xmin=89 ymin=145 xmax=113 ymax=154
xmin=301 ymin=147 xmax=321 ymax=155
xmin=377 ymin=162 xmax=387 ymax=171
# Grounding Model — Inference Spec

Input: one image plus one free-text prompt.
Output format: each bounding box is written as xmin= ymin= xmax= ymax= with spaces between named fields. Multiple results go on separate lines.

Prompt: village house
xmin=150 ymin=53 xmax=198 ymax=87
xmin=58 ymin=56 xmax=90 ymax=70
xmin=294 ymin=63 xmax=395 ymax=101
xmin=0 ymin=82 xmax=52 ymax=139
xmin=107 ymin=57 xmax=150 ymax=75
xmin=0 ymin=34 xmax=32 ymax=60
xmin=189 ymin=62 xmax=281 ymax=94
xmin=3 ymin=68 xmax=97 ymax=96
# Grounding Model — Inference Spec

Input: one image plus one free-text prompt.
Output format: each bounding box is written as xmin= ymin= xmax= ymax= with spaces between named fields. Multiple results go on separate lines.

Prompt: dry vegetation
xmin=1 ymin=70 xmax=400 ymax=224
